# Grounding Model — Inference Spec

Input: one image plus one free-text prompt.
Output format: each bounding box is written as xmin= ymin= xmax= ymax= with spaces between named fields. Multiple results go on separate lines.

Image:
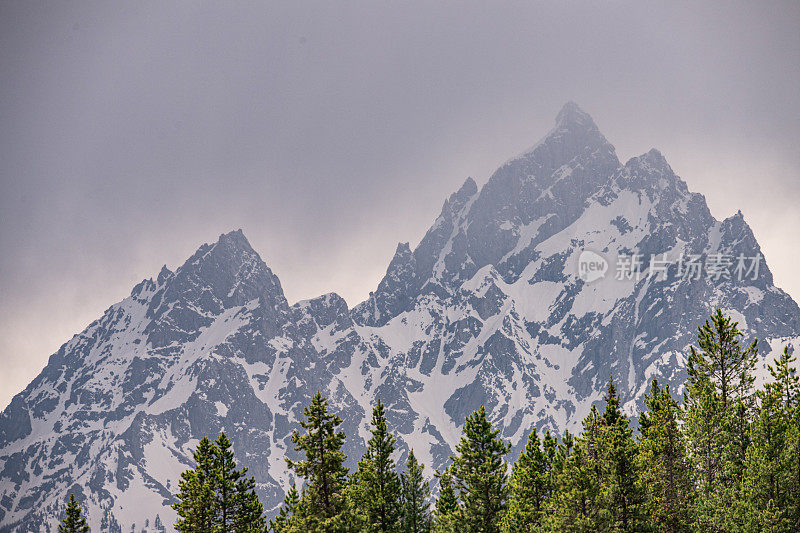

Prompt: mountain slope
xmin=1 ymin=104 xmax=798 ymax=532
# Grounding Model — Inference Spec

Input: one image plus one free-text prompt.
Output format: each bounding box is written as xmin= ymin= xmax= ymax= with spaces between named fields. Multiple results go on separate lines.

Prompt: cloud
xmin=1 ymin=1 xmax=798 ymax=408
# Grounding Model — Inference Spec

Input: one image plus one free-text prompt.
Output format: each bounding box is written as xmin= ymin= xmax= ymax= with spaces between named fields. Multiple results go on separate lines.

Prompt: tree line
xmin=58 ymin=310 xmax=800 ymax=532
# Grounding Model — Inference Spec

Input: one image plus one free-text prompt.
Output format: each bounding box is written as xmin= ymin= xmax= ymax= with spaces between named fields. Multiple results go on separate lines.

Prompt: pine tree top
xmin=603 ymin=374 xmax=625 ymax=427
xmin=59 ymin=493 xmax=90 ymax=533
xmin=688 ymin=308 xmax=758 ymax=410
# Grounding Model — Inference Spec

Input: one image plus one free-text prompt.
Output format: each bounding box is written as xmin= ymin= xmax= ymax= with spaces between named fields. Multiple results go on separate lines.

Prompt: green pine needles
xmin=352 ymin=399 xmax=403 ymax=532
xmin=173 ymin=432 xmax=265 ymax=532
xmin=400 ymin=450 xmax=431 ymax=533
xmin=450 ymin=405 xmax=510 ymax=532
xmin=59 ymin=494 xmax=90 ymax=533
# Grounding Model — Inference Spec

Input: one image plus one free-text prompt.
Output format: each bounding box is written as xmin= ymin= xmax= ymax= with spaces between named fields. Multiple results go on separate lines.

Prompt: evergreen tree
xmin=730 ymin=398 xmax=752 ymax=478
xmin=737 ymin=380 xmax=792 ymax=531
xmin=684 ymin=380 xmax=730 ymax=531
xmin=353 ymin=399 xmax=402 ymax=532
xmin=400 ymin=450 xmax=431 ymax=533
xmin=545 ymin=411 xmax=602 ymax=532
xmin=547 ymin=379 xmax=648 ymax=532
xmin=269 ymin=483 xmax=300 ymax=533
xmin=501 ymin=428 xmax=552 ymax=532
xmin=597 ymin=376 xmax=648 ymax=532
xmin=59 ymin=494 xmax=90 ymax=533
xmin=687 ymin=308 xmax=758 ymax=411
xmin=433 ymin=469 xmax=460 ymax=533
xmin=638 ymin=379 xmax=693 ymax=532
xmin=552 ymin=429 xmax=574 ymax=476
xmin=770 ymin=346 xmax=799 ymax=410
xmin=450 ymin=405 xmax=510 ymax=533
xmin=286 ymin=391 xmax=350 ymax=530
xmin=174 ymin=434 xmax=264 ymax=533
xmin=214 ymin=432 xmax=245 ymax=532
xmin=232 ymin=474 xmax=265 ymax=532
xmin=174 ymin=436 xmax=218 ymax=532
xmin=785 ymin=393 xmax=800 ymax=529
xmin=684 ymin=310 xmax=757 ymax=531
xmin=737 ymin=347 xmax=800 ymax=531
xmin=771 ymin=345 xmax=800 ymax=529
xmin=541 ymin=430 xmax=557 ymax=472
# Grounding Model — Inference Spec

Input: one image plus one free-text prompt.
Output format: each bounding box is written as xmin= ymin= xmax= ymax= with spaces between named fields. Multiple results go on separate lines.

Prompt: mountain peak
xmin=4 ymin=105 xmax=800 ymax=532
xmin=555 ymin=101 xmax=595 ymax=129
xmin=438 ymin=177 xmax=478 ymax=220
xmin=506 ymin=102 xmax=616 ymax=172
xmin=643 ymin=148 xmax=668 ymax=166
xmin=158 ymin=229 xmax=287 ymax=313
xmin=215 ymin=228 xmax=253 ymax=252
xmin=624 ymin=148 xmax=673 ymax=175
xmin=156 ymin=264 xmax=173 ymax=285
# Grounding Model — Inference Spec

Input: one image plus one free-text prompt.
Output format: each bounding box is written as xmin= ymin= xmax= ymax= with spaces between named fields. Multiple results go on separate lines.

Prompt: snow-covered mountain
xmin=1 ymin=103 xmax=798 ymax=532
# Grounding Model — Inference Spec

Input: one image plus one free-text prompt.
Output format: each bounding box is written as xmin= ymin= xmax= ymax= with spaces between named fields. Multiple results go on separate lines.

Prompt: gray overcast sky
xmin=1 ymin=1 xmax=799 ymax=409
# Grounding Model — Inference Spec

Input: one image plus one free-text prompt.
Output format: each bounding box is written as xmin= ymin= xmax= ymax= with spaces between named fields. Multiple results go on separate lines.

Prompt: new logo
xmin=577 ymin=250 xmax=608 ymax=283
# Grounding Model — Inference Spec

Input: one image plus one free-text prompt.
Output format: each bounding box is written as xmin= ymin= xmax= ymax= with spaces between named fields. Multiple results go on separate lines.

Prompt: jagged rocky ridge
xmin=1 ymin=103 xmax=798 ymax=531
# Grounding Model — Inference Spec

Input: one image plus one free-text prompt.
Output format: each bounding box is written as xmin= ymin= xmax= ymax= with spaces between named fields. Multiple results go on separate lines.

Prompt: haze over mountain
xmin=1 ymin=104 xmax=797 ymax=532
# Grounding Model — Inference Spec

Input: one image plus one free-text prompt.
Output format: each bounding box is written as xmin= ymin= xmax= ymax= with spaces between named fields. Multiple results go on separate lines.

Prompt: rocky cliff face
xmin=1 ymin=104 xmax=798 ymax=532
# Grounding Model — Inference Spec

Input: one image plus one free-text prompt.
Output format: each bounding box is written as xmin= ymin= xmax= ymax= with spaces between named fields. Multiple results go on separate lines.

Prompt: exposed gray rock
xmin=1 ymin=104 xmax=798 ymax=532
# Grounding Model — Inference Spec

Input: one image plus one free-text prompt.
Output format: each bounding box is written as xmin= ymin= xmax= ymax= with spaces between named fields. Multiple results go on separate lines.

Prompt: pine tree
xmin=638 ymin=379 xmax=693 ymax=532
xmin=785 ymin=394 xmax=800 ymax=530
xmin=542 ymin=430 xmax=557 ymax=472
xmin=545 ymin=411 xmax=602 ymax=532
xmin=232 ymin=474 xmax=265 ymax=532
xmin=400 ymin=450 xmax=431 ymax=533
xmin=770 ymin=346 xmax=799 ymax=410
xmin=690 ymin=310 xmax=757 ymax=479
xmin=546 ymin=378 xmax=648 ymax=532
xmin=174 ymin=436 xmax=218 ymax=532
xmin=597 ymin=376 xmax=648 ymax=532
xmin=737 ymin=380 xmax=792 ymax=531
xmin=450 ymin=405 xmax=510 ymax=533
xmin=687 ymin=308 xmax=758 ymax=411
xmin=353 ymin=399 xmax=402 ymax=532
xmin=684 ymin=379 xmax=729 ymax=531
xmin=501 ymin=428 xmax=552 ymax=532
xmin=270 ymin=483 xmax=300 ymax=533
xmin=215 ymin=432 xmax=245 ymax=532
xmin=173 ymin=434 xmax=264 ymax=533
xmin=551 ymin=429 xmax=574 ymax=476
xmin=770 ymin=345 xmax=800 ymax=529
xmin=286 ymin=391 xmax=350 ymax=530
xmin=433 ymin=469 xmax=460 ymax=533
xmin=684 ymin=310 xmax=757 ymax=531
xmin=737 ymin=347 xmax=800 ymax=531
xmin=59 ymin=494 xmax=90 ymax=533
